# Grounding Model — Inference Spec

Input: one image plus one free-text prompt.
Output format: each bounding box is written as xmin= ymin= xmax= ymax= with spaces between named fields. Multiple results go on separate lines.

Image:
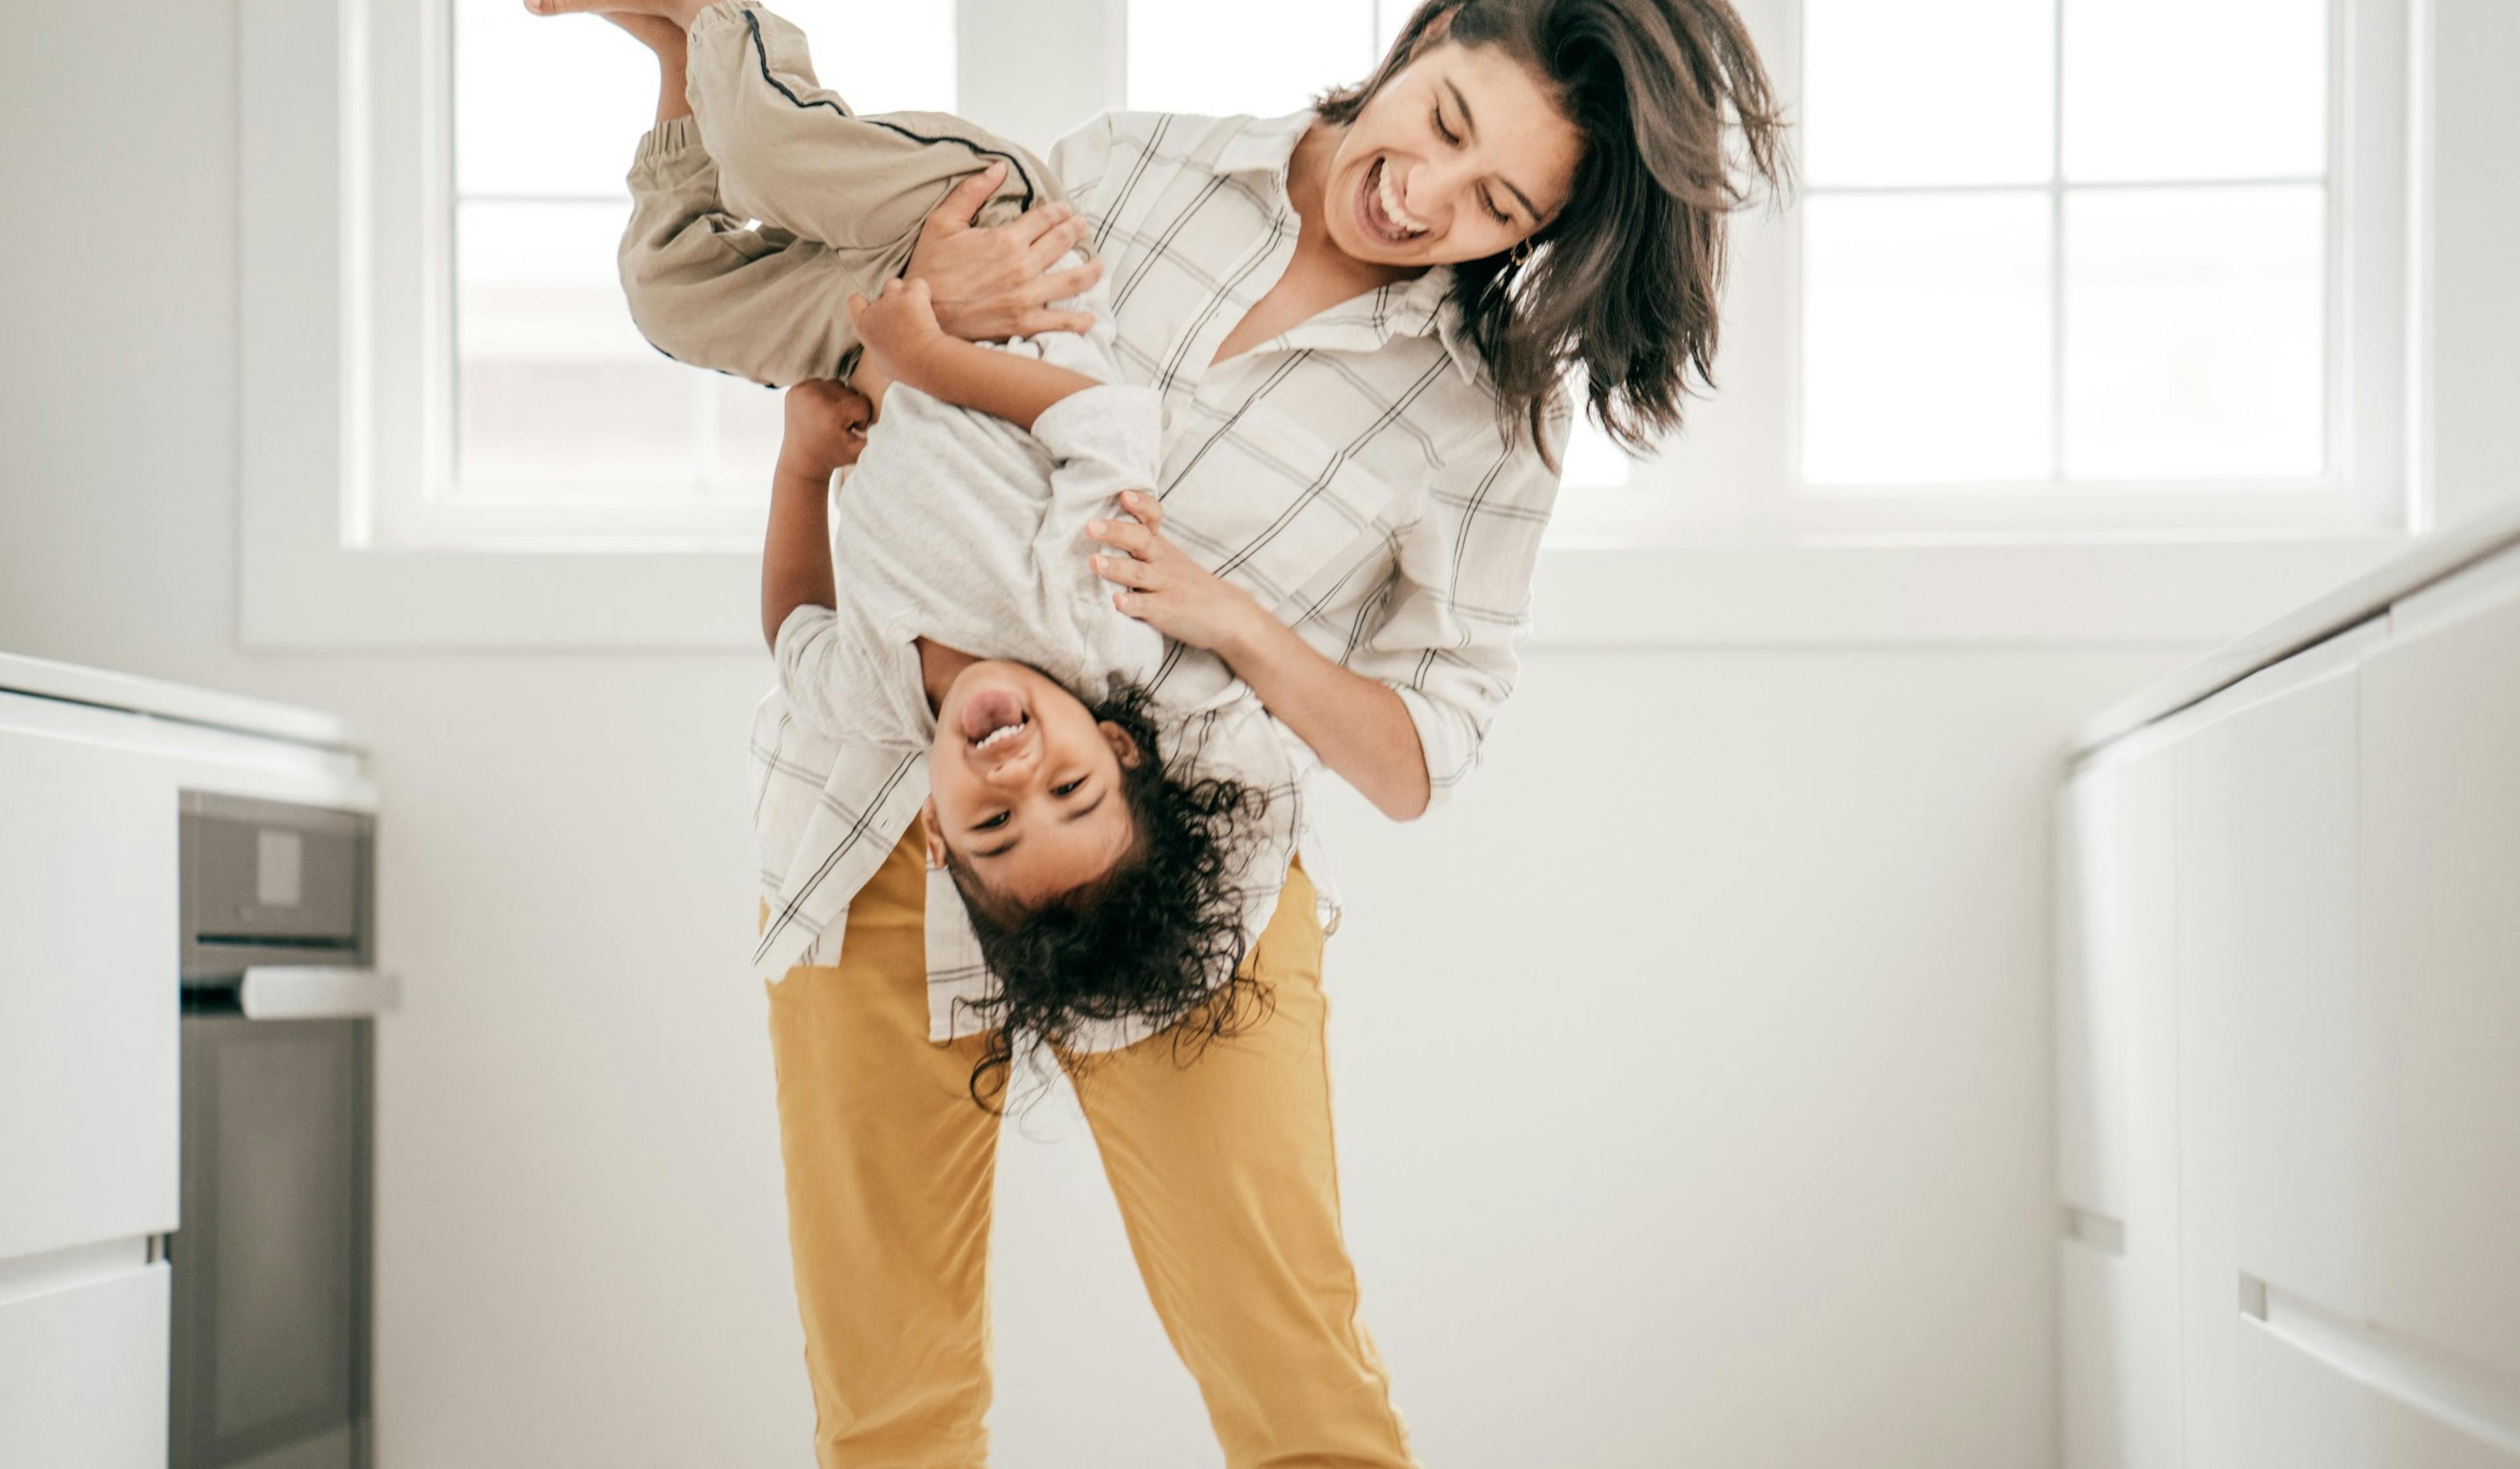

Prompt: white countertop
xmin=0 ymin=652 xmax=354 ymax=750
xmin=2074 ymin=497 xmax=2520 ymax=756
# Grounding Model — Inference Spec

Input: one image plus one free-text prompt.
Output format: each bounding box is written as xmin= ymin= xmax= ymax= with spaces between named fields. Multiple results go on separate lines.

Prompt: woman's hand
xmin=1087 ymin=490 xmax=1267 ymax=653
xmin=845 ymin=278 xmax=952 ymax=395
xmin=904 ymin=161 xmax=1102 ymax=342
xmin=777 ymin=380 xmax=872 ymax=482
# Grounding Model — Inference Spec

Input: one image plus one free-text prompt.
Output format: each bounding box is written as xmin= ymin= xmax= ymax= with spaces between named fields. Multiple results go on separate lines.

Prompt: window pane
xmin=1801 ymin=0 xmax=2055 ymax=187
xmin=455 ymin=0 xmax=956 ymax=199
xmin=775 ymin=0 xmax=957 ymax=116
xmin=2062 ymin=185 xmax=2325 ymax=480
xmin=1128 ymin=0 xmax=1377 ymax=116
xmin=454 ymin=0 xmax=665 ymax=197
xmin=708 ymin=377 xmax=788 ymax=497
xmin=2063 ymin=0 xmax=2326 ymax=182
xmin=1800 ymin=192 xmax=2052 ymax=484
xmin=456 ymin=200 xmax=702 ymax=491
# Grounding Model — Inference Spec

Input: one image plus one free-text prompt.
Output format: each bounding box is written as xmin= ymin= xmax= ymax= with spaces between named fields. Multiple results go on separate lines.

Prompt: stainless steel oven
xmin=173 ymin=793 xmax=394 ymax=1469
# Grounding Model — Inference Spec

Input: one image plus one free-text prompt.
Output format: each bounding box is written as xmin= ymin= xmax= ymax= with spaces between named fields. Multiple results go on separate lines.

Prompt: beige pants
xmin=764 ymin=819 xmax=1421 ymax=1468
xmin=620 ymin=1 xmax=1064 ymax=386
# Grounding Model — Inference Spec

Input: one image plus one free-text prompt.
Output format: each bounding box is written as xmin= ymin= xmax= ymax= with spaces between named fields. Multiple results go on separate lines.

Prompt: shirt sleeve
xmin=1032 ymin=383 xmax=1164 ymax=507
xmin=1031 ymin=383 xmax=1169 ymax=684
xmin=772 ymin=601 xmax=918 ymax=744
xmin=1345 ymin=392 xmax=1571 ymax=814
xmin=1047 ymin=110 xmax=1120 ymax=225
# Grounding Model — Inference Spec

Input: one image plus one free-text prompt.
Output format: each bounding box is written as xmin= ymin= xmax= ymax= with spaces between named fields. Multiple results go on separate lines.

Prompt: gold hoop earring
xmin=1510 ymin=238 xmax=1535 ymax=268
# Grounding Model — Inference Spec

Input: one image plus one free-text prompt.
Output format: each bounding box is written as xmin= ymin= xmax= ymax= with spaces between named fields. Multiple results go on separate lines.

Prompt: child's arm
xmin=847 ymin=278 xmax=1097 ymax=432
xmin=761 ymin=381 xmax=872 ymax=651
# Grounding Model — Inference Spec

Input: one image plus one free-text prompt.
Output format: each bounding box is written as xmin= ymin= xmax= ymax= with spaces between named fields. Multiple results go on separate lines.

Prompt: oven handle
xmin=239 ymin=966 xmax=402 ymax=1020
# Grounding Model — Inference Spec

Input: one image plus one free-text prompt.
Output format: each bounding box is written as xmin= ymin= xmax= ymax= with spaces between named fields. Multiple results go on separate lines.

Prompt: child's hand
xmin=845 ymin=278 xmax=950 ymax=391
xmin=778 ymin=380 xmax=873 ymax=482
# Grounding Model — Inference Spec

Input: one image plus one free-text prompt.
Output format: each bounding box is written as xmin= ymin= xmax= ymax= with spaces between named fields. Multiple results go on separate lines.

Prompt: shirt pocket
xmin=1159 ymin=405 xmax=1418 ymax=619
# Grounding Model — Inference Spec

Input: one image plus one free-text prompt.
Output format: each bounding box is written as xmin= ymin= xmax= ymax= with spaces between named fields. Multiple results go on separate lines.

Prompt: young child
xmin=539 ymin=0 xmax=1313 ymax=1099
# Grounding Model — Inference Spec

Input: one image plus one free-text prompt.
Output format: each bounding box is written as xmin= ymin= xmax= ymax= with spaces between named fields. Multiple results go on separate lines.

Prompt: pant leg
xmin=684 ymin=1 xmax=1062 ymax=247
xmin=764 ymin=817 xmax=1005 ymax=1468
xmin=620 ymin=115 xmax=891 ymax=386
xmin=1059 ymin=860 xmax=1422 ymax=1469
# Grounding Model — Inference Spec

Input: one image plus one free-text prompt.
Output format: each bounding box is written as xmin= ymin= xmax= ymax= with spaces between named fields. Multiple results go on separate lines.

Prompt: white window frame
xmin=243 ymin=0 xmax=2424 ymax=650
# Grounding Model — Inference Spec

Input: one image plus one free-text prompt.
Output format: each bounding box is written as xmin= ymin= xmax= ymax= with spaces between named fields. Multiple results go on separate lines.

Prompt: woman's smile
xmin=1359 ymin=155 xmax=1431 ymax=246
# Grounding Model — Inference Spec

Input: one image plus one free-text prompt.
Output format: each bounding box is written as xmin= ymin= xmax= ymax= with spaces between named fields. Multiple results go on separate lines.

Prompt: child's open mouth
xmin=961 ymin=688 xmax=1030 ymax=751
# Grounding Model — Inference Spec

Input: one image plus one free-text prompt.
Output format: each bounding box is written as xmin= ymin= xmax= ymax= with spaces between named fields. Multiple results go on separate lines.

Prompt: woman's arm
xmin=1088 ymin=399 xmax=1570 ymax=820
xmin=760 ymin=381 xmax=871 ymax=650
xmin=1083 ymin=490 xmax=1437 ymax=821
xmin=849 ymin=278 xmax=1099 ymax=432
xmin=1218 ymin=610 xmax=1434 ymax=821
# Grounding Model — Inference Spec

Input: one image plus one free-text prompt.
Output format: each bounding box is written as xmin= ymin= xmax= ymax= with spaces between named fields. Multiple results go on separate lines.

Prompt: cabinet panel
xmin=2235 ymin=1320 xmax=2520 ymax=1469
xmin=2354 ymin=577 xmax=2520 ymax=1382
xmin=2059 ymin=746 xmax=2184 ymax=1469
xmin=2172 ymin=658 xmax=2362 ymax=1468
xmin=0 ymin=1261 xmax=171 ymax=1469
xmin=0 ymin=716 xmax=181 ymax=1260
xmin=2057 ymin=766 xmax=2130 ymax=1218
xmin=2061 ymin=1239 xmax=2185 ymax=1469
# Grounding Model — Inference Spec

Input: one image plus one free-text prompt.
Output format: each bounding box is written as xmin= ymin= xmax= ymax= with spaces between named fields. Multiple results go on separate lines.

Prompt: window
xmin=434 ymin=0 xmax=956 ymax=548
xmin=1126 ymin=0 xmax=1382 ymax=115
xmin=1554 ymin=0 xmax=2410 ymax=542
xmin=1801 ymin=0 xmax=2328 ymax=487
xmin=240 ymin=0 xmax=2415 ymax=648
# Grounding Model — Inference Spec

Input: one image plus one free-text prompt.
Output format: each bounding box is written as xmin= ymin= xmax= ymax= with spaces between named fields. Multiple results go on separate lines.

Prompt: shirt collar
xmin=1217 ymin=111 xmax=1486 ymax=388
xmin=1214 ymin=108 xmax=1319 ymax=178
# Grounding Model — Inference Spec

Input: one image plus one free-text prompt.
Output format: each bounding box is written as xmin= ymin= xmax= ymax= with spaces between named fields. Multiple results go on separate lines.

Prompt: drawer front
xmin=0 ymin=718 xmax=180 ymax=1259
xmin=0 ymin=1260 xmax=171 ymax=1469
xmin=2349 ymin=578 xmax=2520 ymax=1382
xmin=2235 ymin=1316 xmax=2520 ymax=1469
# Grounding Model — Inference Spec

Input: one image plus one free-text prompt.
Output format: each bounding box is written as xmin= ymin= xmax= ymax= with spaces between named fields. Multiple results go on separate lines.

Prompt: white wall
xmin=2421 ymin=0 xmax=2520 ymax=528
xmin=26 ymin=1 xmax=2512 ymax=1465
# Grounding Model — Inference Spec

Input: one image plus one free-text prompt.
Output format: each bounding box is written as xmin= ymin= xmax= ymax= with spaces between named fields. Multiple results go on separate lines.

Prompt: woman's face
xmin=1316 ymin=40 xmax=1585 ymax=269
xmin=923 ymin=661 xmax=1142 ymax=909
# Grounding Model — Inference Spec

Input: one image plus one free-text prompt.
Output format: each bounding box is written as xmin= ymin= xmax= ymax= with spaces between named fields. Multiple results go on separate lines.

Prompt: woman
xmin=555 ymin=0 xmax=1782 ymax=1461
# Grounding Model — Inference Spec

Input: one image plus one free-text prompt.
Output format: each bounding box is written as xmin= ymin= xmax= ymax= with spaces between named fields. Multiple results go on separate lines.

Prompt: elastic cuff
xmin=631 ymin=113 xmax=704 ymax=170
xmin=687 ymin=0 xmax=756 ymax=49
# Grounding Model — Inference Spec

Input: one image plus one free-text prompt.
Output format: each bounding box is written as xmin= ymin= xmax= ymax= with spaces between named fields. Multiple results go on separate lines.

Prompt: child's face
xmin=923 ymin=662 xmax=1142 ymax=908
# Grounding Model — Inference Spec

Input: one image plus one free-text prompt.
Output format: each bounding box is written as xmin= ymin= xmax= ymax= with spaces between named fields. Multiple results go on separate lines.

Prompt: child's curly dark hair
xmin=942 ymin=684 xmax=1273 ymax=1113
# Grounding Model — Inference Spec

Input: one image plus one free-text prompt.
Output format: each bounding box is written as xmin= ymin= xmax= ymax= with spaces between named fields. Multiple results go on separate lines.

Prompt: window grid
xmin=1791 ymin=0 xmax=2339 ymax=494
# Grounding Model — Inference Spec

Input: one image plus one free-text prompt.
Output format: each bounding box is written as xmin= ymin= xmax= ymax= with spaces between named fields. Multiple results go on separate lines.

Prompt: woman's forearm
xmin=1219 ymin=609 xmax=1432 ymax=821
xmin=761 ymin=463 xmax=837 ymax=650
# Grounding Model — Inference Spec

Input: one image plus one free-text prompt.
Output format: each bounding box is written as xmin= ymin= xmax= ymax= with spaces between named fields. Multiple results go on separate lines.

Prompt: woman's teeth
xmin=1369 ymin=159 xmax=1427 ymax=243
xmin=972 ymin=716 xmax=1027 ymax=751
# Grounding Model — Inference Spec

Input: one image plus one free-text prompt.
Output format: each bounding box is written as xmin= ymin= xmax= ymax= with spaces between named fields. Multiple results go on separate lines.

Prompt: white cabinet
xmin=0 ymin=1259 xmax=171 ymax=1469
xmin=2352 ymin=571 xmax=2520 ymax=1383
xmin=2057 ymin=748 xmax=2183 ymax=1469
xmin=2236 ymin=1320 xmax=2518 ymax=1469
xmin=0 ymin=718 xmax=180 ymax=1262
xmin=2061 ymin=536 xmax=2520 ymax=1469
xmin=2169 ymin=639 xmax=2368 ymax=1469
xmin=0 ymin=671 xmax=372 ymax=1469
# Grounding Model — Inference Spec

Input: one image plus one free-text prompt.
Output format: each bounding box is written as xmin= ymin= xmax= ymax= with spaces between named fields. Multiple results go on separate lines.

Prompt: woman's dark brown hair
xmin=1318 ymin=0 xmax=1790 ymax=457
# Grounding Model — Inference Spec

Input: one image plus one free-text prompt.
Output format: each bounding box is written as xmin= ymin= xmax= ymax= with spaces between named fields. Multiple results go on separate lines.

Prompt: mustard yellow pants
xmin=763 ymin=819 xmax=1419 ymax=1468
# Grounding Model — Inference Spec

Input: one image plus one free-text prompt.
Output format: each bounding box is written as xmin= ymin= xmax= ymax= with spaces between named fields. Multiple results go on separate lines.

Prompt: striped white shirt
xmin=755 ymin=106 xmax=1568 ymax=1049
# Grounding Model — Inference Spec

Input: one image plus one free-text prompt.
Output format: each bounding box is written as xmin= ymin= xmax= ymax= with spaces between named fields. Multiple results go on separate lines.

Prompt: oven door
xmin=171 ymin=1003 xmax=373 ymax=1469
